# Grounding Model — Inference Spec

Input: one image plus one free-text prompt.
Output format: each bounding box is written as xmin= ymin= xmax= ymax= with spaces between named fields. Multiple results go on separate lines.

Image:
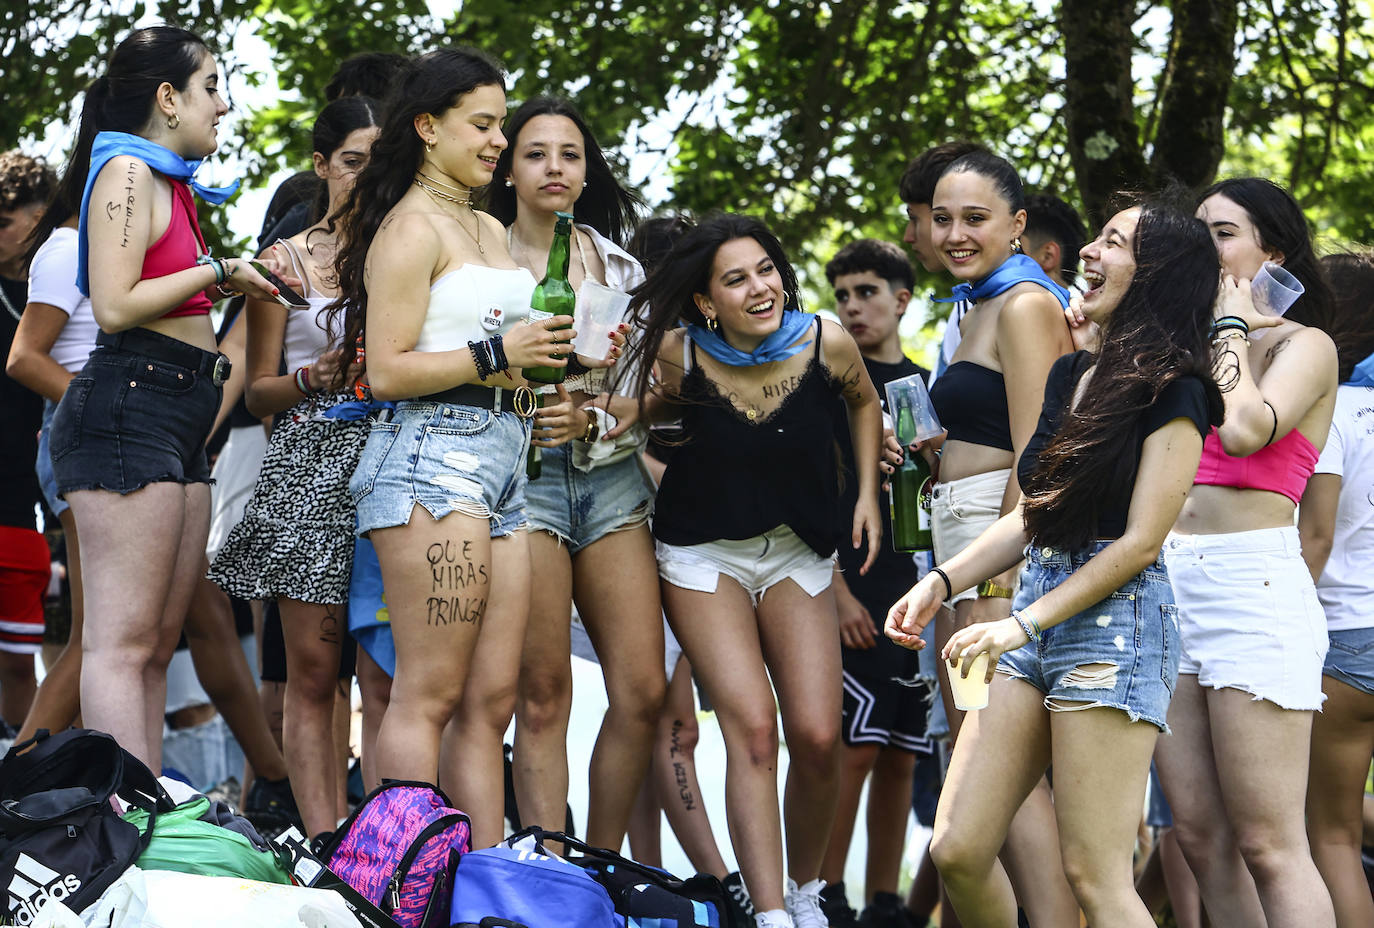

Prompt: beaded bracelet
xmin=1012 ymin=612 xmax=1037 ymax=643
xmin=1012 ymin=608 xmax=1043 ymax=642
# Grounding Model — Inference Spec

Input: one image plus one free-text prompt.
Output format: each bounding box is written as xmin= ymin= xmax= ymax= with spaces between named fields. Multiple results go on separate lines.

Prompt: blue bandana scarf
xmin=1345 ymin=351 xmax=1374 ymax=387
xmin=687 ymin=308 xmax=816 ymax=367
xmin=77 ymin=131 xmax=240 ymax=295
xmin=934 ymin=253 xmax=1072 ymax=308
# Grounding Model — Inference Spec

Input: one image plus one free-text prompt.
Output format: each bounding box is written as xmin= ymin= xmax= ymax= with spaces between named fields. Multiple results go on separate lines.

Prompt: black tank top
xmin=652 ymin=321 xmax=844 ymax=557
xmin=928 ymin=360 xmax=1014 ymax=451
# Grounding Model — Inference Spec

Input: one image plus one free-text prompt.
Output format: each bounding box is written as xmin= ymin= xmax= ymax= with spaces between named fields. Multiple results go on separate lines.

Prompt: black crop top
xmin=652 ymin=323 xmax=845 ymax=558
xmin=928 ymin=361 xmax=1014 ymax=451
xmin=1017 ymin=351 xmax=1212 ymax=540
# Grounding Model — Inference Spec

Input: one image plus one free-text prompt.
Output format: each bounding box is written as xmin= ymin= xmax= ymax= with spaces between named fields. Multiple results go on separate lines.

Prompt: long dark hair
xmin=328 ymin=47 xmax=505 ymax=368
xmin=308 ymin=95 xmax=381 ymax=227
xmin=482 ymin=96 xmax=643 ymax=246
xmin=26 ymin=25 xmax=209 ymax=263
xmin=1318 ymin=251 xmax=1374 ymax=382
xmin=619 ymin=212 xmax=802 ymax=408
xmin=1199 ymin=177 xmax=1334 ymax=330
xmin=1021 ymin=199 xmax=1224 ymax=551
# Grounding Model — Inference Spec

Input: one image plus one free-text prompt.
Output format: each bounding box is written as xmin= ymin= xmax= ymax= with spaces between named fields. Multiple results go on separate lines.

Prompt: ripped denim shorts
xmin=997 ymin=541 xmax=1180 ymax=732
xmin=350 ymin=400 xmax=532 ymax=539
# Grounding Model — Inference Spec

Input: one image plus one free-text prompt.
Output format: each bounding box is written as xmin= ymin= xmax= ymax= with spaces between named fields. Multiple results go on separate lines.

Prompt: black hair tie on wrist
xmin=1263 ymin=400 xmax=1279 ymax=446
xmin=931 ymin=566 xmax=954 ymax=602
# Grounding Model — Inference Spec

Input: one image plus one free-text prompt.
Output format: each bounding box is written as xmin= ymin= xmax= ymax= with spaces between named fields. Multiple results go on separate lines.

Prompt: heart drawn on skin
xmin=104 ymin=201 xmax=121 ymax=221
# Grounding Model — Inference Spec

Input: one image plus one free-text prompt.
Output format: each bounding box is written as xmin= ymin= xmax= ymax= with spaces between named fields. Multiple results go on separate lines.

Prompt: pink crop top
xmin=143 ymin=181 xmax=211 ymax=318
xmin=1193 ymin=426 xmax=1319 ymax=505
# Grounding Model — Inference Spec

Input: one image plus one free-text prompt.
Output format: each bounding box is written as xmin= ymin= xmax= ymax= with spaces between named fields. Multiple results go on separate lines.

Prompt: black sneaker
xmin=721 ymin=870 xmax=756 ymax=927
xmin=820 ymin=881 xmax=859 ymax=928
xmin=858 ymin=891 xmax=918 ymax=928
xmin=242 ymin=776 xmax=302 ymax=838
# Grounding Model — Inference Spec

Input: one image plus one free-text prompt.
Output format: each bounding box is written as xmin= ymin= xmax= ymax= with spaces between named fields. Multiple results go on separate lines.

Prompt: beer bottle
xmin=891 ymin=403 xmax=933 ymax=552
xmin=523 ymin=211 xmax=576 ymax=385
xmin=526 ymin=393 xmax=544 ymax=480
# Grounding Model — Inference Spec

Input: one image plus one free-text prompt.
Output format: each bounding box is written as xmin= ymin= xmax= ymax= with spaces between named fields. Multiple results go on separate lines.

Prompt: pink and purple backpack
xmin=325 ymin=780 xmax=470 ymax=928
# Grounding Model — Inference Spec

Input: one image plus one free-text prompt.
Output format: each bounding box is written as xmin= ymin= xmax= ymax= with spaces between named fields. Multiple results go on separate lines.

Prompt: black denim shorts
xmin=50 ymin=328 xmax=224 ymax=497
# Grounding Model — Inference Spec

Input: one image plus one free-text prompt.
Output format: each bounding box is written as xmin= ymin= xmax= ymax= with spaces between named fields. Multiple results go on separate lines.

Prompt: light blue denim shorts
xmin=1323 ymin=626 xmax=1374 ymax=697
xmin=998 ymin=541 xmax=1180 ymax=732
xmin=525 ymin=444 xmax=653 ymax=553
xmin=36 ymin=399 xmax=66 ymax=517
xmin=350 ymin=401 xmax=532 ymax=538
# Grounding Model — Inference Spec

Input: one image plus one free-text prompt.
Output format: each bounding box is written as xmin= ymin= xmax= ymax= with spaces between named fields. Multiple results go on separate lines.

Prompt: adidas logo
xmin=6 ymin=853 xmax=82 ymax=925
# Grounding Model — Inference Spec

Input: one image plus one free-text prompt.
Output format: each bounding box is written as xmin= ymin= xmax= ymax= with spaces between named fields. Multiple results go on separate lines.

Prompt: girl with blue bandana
xmin=43 ymin=26 xmax=289 ymax=770
xmin=616 ymin=212 xmax=883 ymax=928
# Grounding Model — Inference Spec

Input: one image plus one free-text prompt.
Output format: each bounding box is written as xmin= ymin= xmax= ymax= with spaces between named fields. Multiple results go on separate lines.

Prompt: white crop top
xmin=414 ymin=264 xmax=537 ymax=354
xmin=276 ymin=239 xmax=333 ymax=371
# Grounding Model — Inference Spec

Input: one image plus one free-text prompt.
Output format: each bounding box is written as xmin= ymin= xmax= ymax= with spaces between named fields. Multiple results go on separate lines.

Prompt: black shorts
xmin=259 ymin=599 xmax=357 ymax=683
xmin=51 ymin=329 xmax=220 ymax=497
xmin=840 ymin=591 xmax=933 ymax=753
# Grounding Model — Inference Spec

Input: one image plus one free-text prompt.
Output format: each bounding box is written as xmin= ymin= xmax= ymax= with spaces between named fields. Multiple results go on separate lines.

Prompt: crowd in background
xmin=1 ymin=23 xmax=1373 ymax=928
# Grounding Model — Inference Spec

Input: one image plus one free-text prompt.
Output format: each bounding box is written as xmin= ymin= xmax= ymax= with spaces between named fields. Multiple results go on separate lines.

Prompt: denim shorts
xmin=50 ymin=329 xmax=220 ymax=497
xmin=350 ymin=400 xmax=532 ymax=538
xmin=36 ymin=399 xmax=66 ymax=517
xmin=525 ymin=444 xmax=653 ymax=553
xmin=931 ymin=468 xmax=1009 ymax=604
xmin=1164 ymin=526 xmax=1327 ymax=710
xmin=656 ymin=524 xmax=834 ymax=606
xmin=998 ymin=541 xmax=1180 ymax=732
xmin=1323 ymin=627 xmax=1374 ymax=696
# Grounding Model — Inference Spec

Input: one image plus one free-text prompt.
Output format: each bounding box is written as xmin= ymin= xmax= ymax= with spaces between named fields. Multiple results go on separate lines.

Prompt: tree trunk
xmin=1149 ymin=0 xmax=1240 ymax=191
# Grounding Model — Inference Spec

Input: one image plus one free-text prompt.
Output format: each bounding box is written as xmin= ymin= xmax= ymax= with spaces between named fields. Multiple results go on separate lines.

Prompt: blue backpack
xmin=448 ymin=831 xmax=616 ymax=928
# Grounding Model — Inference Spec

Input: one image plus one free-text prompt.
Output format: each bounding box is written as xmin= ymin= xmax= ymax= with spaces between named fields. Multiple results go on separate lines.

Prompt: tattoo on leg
xmin=424 ymin=539 xmax=490 ymax=627
xmin=320 ymin=607 xmax=340 ymax=645
xmin=668 ymin=718 xmax=697 ymax=811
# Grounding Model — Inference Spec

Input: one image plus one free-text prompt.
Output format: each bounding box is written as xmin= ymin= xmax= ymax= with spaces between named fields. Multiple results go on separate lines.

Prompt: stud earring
xmin=167 ymin=113 xmax=180 ymax=130
xmin=505 ymin=178 xmax=513 ymax=187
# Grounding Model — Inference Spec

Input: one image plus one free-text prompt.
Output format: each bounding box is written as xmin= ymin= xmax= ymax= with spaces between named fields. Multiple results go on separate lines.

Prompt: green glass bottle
xmin=523 ymin=211 xmax=576 ymax=385
xmin=891 ymin=403 xmax=934 ymax=552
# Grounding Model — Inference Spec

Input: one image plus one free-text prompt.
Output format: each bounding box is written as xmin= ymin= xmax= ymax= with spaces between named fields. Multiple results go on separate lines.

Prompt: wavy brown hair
xmin=327 ymin=47 xmax=505 ymax=386
xmin=1021 ymin=198 xmax=1224 ymax=551
xmin=1318 ymin=250 xmax=1374 ymax=382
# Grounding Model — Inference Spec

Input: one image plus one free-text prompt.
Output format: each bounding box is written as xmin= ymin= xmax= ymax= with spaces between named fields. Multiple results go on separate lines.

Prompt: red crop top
xmin=1193 ymin=426 xmax=1319 ymax=505
xmin=143 ymin=180 xmax=211 ymax=318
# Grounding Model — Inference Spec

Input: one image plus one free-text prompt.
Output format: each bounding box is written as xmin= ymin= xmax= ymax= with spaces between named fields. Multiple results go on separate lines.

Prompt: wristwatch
xmin=976 ymin=580 xmax=1014 ymax=599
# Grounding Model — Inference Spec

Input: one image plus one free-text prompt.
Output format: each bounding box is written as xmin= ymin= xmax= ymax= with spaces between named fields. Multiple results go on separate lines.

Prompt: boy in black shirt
xmin=819 ymin=239 xmax=933 ymax=928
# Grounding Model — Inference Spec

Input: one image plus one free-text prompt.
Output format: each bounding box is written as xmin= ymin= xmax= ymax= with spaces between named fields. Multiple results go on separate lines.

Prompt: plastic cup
xmin=885 ymin=373 xmax=943 ymax=445
xmin=571 ymin=283 xmax=632 ymax=360
xmin=1250 ymin=262 xmax=1304 ymax=318
xmin=947 ymin=652 xmax=991 ymax=710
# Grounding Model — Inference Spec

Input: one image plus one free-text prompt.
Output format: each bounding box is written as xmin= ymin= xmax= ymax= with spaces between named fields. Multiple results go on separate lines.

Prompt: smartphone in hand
xmin=249 ymin=260 xmax=311 ymax=308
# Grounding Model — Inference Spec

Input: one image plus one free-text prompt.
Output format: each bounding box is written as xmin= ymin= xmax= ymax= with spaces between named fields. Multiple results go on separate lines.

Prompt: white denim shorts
xmin=931 ymin=468 xmax=1010 ymax=604
xmin=655 ymin=525 xmax=834 ymax=606
xmin=1164 ymin=526 xmax=1328 ymax=710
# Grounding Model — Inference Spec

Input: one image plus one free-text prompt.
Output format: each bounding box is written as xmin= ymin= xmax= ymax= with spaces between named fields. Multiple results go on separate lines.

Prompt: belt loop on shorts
xmin=420 ymin=383 xmax=538 ymax=418
xmin=95 ymin=328 xmax=231 ymax=386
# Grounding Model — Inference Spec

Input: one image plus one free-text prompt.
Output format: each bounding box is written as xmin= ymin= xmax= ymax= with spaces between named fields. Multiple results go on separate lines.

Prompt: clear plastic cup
xmin=571 ymin=282 xmax=632 ymax=361
xmin=885 ymin=373 xmax=943 ymax=446
xmin=947 ymin=652 xmax=991 ymax=710
xmin=1250 ymin=262 xmax=1304 ymax=318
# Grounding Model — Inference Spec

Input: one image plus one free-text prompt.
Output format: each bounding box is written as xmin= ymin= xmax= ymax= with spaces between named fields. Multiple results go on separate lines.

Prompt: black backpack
xmin=0 ymin=729 xmax=172 ymax=925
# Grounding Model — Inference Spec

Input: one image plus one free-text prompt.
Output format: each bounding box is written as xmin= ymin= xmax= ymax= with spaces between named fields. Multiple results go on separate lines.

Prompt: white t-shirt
xmin=27 ymin=227 xmax=99 ymax=373
xmin=1312 ymin=383 xmax=1374 ymax=631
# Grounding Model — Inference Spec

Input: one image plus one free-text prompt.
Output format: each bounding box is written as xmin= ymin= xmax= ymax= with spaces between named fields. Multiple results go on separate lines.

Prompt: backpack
xmin=0 ymin=729 xmax=173 ymax=926
xmin=534 ymin=829 xmax=738 ymax=928
xmin=122 ymin=794 xmax=293 ymax=885
xmin=324 ymin=780 xmax=470 ymax=928
xmin=447 ymin=831 xmax=617 ymax=928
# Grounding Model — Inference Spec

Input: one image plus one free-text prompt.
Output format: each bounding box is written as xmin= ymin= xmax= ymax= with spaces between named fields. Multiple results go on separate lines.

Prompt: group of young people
xmin=1 ymin=22 xmax=1372 ymax=928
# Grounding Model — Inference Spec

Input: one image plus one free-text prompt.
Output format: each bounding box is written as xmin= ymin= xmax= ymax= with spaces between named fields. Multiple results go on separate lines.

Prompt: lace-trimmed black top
xmin=652 ymin=320 xmax=845 ymax=558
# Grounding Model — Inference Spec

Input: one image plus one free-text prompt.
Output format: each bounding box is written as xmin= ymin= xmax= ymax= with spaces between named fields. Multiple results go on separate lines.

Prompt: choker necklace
xmin=415 ymin=170 xmax=474 ymax=206
xmin=414 ymin=176 xmax=484 ymax=254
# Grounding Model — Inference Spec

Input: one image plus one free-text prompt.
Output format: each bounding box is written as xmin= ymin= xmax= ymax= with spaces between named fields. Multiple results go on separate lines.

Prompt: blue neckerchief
xmin=1345 ymin=351 xmax=1374 ymax=388
xmin=686 ymin=308 xmax=816 ymax=367
xmin=933 ymin=253 xmax=1071 ymax=308
xmin=77 ymin=131 xmax=240 ymax=295
xmin=321 ymin=399 xmax=396 ymax=421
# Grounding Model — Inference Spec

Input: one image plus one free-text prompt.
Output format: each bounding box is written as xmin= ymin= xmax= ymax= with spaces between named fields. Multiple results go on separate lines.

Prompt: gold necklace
xmin=712 ymin=364 xmax=763 ymax=421
xmin=414 ymin=178 xmax=484 ymax=254
xmin=415 ymin=170 xmax=474 ymax=206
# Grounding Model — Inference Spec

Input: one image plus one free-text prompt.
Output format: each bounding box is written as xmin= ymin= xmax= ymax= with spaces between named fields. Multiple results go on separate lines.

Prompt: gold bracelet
xmin=580 ymin=409 xmax=599 ymax=443
xmin=1210 ymin=330 xmax=1250 ymax=347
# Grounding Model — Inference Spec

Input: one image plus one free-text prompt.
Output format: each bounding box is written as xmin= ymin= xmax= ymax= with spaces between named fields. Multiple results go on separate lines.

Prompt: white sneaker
xmin=755 ymin=909 xmax=796 ymax=928
xmin=785 ymin=878 xmax=829 ymax=928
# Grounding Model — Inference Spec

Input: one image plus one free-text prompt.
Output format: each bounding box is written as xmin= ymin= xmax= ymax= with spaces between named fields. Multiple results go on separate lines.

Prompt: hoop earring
xmin=167 ymin=114 xmax=180 ymax=130
xmin=705 ymin=317 xmax=719 ymax=333
xmin=425 ymin=140 xmax=435 ymax=154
